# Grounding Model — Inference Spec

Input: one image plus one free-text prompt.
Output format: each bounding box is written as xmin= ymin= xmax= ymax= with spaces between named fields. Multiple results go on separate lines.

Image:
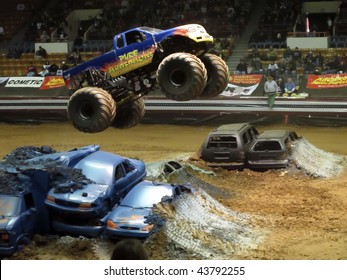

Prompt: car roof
xmin=76 ymin=151 xmax=125 ymax=166
xmin=257 ymin=130 xmax=292 ymax=140
xmin=211 ymin=123 xmax=252 ymax=134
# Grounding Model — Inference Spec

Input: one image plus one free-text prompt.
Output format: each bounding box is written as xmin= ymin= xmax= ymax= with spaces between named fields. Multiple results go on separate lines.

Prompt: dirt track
xmin=1 ymin=122 xmax=347 ymax=260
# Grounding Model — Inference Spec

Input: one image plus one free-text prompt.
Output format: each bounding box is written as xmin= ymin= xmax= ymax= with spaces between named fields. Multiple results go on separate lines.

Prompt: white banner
xmin=5 ymin=77 xmax=44 ymax=88
xmin=221 ymin=83 xmax=259 ymax=97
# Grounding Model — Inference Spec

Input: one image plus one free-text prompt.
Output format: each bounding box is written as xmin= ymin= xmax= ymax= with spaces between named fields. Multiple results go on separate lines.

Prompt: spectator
xmin=314 ymin=52 xmax=325 ymax=68
xmin=40 ymin=31 xmax=50 ymax=43
xmin=48 ymin=63 xmax=59 ymax=75
xmin=264 ymin=75 xmax=279 ymax=108
xmin=26 ymin=62 xmax=38 ymax=76
xmin=267 ymin=60 xmax=279 ymax=80
xmin=284 ymin=77 xmax=296 ymax=95
xmin=250 ymin=56 xmax=263 ymax=73
xmin=266 ymin=46 xmax=278 ymax=61
xmin=323 ymin=54 xmax=339 ymax=74
xmin=304 ymin=51 xmax=315 ymax=73
xmin=248 ymin=47 xmax=260 ymax=60
xmin=235 ymin=59 xmax=248 ymax=74
xmin=284 ymin=59 xmax=297 ymax=75
xmin=35 ymin=46 xmax=48 ymax=59
xmin=292 ymin=47 xmax=302 ymax=65
xmin=61 ymin=61 xmax=69 ymax=71
xmin=39 ymin=61 xmax=51 ymax=76
xmin=276 ymin=77 xmax=285 ymax=94
xmin=111 ymin=239 xmax=149 ymax=260
xmin=283 ymin=46 xmax=293 ymax=61
xmin=277 ymin=58 xmax=287 ymax=75
xmin=67 ymin=49 xmax=82 ymax=65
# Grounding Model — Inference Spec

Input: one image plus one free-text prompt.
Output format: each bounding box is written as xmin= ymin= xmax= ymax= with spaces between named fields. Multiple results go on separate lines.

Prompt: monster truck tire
xmin=156 ymin=52 xmax=207 ymax=101
xmin=200 ymin=53 xmax=229 ymax=98
xmin=112 ymin=97 xmax=145 ymax=129
xmin=67 ymin=87 xmax=116 ymax=133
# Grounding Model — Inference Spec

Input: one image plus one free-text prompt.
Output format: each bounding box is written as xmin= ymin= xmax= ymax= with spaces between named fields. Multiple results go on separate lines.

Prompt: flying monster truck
xmin=63 ymin=24 xmax=229 ymax=133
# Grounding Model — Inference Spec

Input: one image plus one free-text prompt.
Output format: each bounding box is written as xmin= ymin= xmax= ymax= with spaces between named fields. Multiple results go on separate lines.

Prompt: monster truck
xmin=63 ymin=24 xmax=229 ymax=133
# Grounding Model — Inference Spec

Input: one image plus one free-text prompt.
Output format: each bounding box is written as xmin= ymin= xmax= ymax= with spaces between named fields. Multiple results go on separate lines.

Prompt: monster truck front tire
xmin=156 ymin=52 xmax=207 ymax=101
xmin=200 ymin=53 xmax=229 ymax=98
xmin=67 ymin=87 xmax=116 ymax=133
xmin=112 ymin=97 xmax=145 ymax=129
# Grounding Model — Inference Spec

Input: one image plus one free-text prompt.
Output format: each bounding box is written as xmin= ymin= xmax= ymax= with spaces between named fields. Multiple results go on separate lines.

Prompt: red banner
xmin=307 ymin=74 xmax=347 ymax=89
xmin=229 ymin=74 xmax=263 ymax=85
xmin=40 ymin=76 xmax=66 ymax=90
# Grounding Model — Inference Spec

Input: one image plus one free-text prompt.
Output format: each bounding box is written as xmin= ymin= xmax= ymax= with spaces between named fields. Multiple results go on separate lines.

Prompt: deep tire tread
xmin=200 ymin=53 xmax=229 ymax=98
xmin=113 ymin=98 xmax=145 ymax=129
xmin=157 ymin=52 xmax=207 ymax=101
xmin=67 ymin=87 xmax=116 ymax=133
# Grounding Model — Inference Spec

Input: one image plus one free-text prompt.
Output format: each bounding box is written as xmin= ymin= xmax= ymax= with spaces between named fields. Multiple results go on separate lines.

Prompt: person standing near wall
xmin=264 ymin=75 xmax=279 ymax=108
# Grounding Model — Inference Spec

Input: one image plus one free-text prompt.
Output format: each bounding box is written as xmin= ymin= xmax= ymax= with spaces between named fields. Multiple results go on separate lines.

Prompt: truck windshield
xmin=0 ymin=196 xmax=21 ymax=217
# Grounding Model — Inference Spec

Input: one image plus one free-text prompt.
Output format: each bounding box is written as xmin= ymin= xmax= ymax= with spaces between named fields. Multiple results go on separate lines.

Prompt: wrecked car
xmin=105 ymin=181 xmax=192 ymax=239
xmin=200 ymin=123 xmax=259 ymax=169
xmin=0 ymin=170 xmax=50 ymax=257
xmin=247 ymin=130 xmax=300 ymax=169
xmin=45 ymin=150 xmax=146 ymax=237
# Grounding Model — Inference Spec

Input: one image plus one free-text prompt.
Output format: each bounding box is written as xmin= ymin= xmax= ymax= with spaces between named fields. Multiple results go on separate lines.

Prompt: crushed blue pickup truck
xmin=0 ymin=169 xmax=51 ymax=257
xmin=63 ymin=24 xmax=229 ymax=133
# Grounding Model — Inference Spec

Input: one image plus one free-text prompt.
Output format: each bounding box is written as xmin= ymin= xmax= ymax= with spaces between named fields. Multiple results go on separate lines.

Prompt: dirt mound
xmin=290 ymin=138 xmax=347 ymax=178
xmin=145 ymin=189 xmax=265 ymax=260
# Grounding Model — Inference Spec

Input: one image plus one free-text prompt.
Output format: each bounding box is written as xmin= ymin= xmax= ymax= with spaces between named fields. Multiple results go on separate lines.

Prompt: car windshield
xmin=122 ymin=186 xmax=173 ymax=208
xmin=253 ymin=140 xmax=282 ymax=151
xmin=0 ymin=196 xmax=21 ymax=217
xmin=207 ymin=135 xmax=237 ymax=148
xmin=77 ymin=161 xmax=114 ymax=185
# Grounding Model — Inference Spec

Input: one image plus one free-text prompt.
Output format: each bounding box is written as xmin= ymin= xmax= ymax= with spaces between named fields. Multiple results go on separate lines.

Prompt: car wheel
xmin=67 ymin=87 xmax=116 ymax=133
xmin=200 ymin=53 xmax=229 ymax=98
xmin=156 ymin=52 xmax=207 ymax=101
xmin=112 ymin=97 xmax=145 ymax=129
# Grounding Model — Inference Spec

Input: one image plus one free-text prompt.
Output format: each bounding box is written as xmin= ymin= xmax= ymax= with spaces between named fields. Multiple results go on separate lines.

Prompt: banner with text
xmin=307 ymin=74 xmax=347 ymax=89
xmin=229 ymin=74 xmax=263 ymax=85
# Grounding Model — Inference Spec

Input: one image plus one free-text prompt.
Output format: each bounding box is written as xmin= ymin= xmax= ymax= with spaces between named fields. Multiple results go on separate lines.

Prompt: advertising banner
xmin=40 ymin=76 xmax=66 ymax=89
xmin=221 ymin=83 xmax=259 ymax=97
xmin=307 ymin=74 xmax=347 ymax=89
xmin=229 ymin=74 xmax=263 ymax=85
xmin=5 ymin=77 xmax=45 ymax=88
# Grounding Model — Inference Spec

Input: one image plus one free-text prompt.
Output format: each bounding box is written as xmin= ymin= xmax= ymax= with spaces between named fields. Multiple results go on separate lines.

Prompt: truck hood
xmin=51 ymin=183 xmax=109 ymax=204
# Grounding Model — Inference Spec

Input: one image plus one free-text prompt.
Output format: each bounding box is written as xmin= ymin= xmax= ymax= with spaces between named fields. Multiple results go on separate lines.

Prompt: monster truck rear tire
xmin=112 ymin=97 xmax=145 ymax=129
xmin=200 ymin=53 xmax=229 ymax=98
xmin=156 ymin=52 xmax=207 ymax=101
xmin=67 ymin=87 xmax=116 ymax=133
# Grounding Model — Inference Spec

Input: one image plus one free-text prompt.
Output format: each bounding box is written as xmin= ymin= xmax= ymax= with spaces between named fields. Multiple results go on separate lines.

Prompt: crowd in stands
xmin=241 ymin=46 xmax=347 ymax=76
xmin=2 ymin=0 xmax=347 ymax=80
xmin=234 ymin=44 xmax=347 ymax=97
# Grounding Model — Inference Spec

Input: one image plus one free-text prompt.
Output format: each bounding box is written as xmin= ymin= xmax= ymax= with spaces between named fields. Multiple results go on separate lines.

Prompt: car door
xmin=113 ymin=30 xmax=156 ymax=76
xmin=113 ymin=161 xmax=139 ymax=201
